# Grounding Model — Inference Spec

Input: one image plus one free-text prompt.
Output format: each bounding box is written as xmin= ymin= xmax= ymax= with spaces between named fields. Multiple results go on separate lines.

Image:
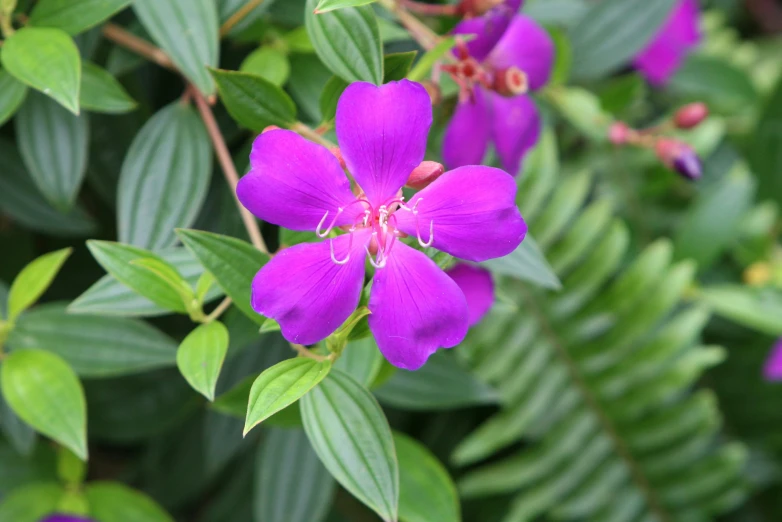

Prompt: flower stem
xmin=102 ymin=23 xmax=175 ymax=70
xmin=399 ymin=0 xmax=458 ymax=16
xmin=291 ymin=343 xmax=332 ymax=362
xmin=377 ymin=0 xmax=441 ymax=50
xmin=291 ymin=121 xmax=336 ymax=149
xmin=219 ymin=0 xmax=265 ymax=37
xmin=204 ymin=297 xmax=233 ymax=323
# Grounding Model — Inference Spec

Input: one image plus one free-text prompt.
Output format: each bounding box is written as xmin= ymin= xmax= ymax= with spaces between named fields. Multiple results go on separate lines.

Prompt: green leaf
xmin=597 ymin=73 xmax=646 ymax=115
xmin=1 ymin=349 xmax=87 ymax=460
xmin=240 ymin=47 xmax=291 ymax=87
xmin=383 ymin=51 xmax=417 ymax=82
xmin=748 ymin=73 xmax=782 ymax=207
xmin=80 ymin=62 xmax=137 ymax=113
xmin=0 ymin=388 xmax=37 ymax=456
xmin=132 ymin=0 xmax=218 ymax=95
xmin=697 ymin=286 xmax=782 ymax=336
xmin=15 ymin=90 xmax=89 ymax=211
xmin=375 ymin=351 xmax=498 ymax=410
xmin=319 ymin=75 xmax=348 ymax=123
xmin=0 ymin=27 xmax=81 ymax=114
xmin=408 ymin=36 xmax=463 ymax=82
xmin=301 ymin=370 xmax=398 ymax=521
xmin=548 ymin=27 xmax=572 ymax=86
xmin=195 ymin=271 xmax=215 ymax=304
xmin=0 ymin=68 xmax=27 ymax=126
xmin=305 ymin=0 xmax=383 ymax=84
xmin=57 ymin=446 xmax=86 ymax=485
xmin=130 ymin=257 xmax=195 ymax=305
xmin=9 ymin=303 xmax=177 ymax=377
xmin=283 ymin=26 xmax=315 ymax=53
xmin=86 ymin=241 xmax=188 ymax=313
xmin=394 ymin=432 xmax=460 ymax=522
xmin=177 ymin=321 xmax=229 ymax=401
xmin=569 ymin=0 xmax=677 ymax=79
xmin=7 ymin=247 xmax=71 ymax=323
xmin=314 ymin=0 xmax=378 ymax=13
xmin=668 ymin=55 xmax=758 ymax=115
xmin=335 ymin=337 xmax=384 ymax=386
xmin=0 ymin=482 xmax=63 ymax=522
xmin=481 ymin=235 xmax=561 ymax=290
xmin=28 ymin=0 xmax=130 ymax=35
xmin=255 ymin=427 xmax=336 ymax=522
xmin=85 ymin=481 xmax=174 ymax=522
xmin=176 ymin=229 xmax=270 ymax=326
xmin=210 ymin=68 xmax=297 ymax=132
xmin=244 ymin=358 xmax=331 ymax=435
xmin=117 ymin=102 xmax=212 ymax=250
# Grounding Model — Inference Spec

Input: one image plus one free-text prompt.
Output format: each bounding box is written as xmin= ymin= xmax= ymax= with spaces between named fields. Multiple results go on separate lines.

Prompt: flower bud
xmin=608 ymin=122 xmax=631 ymax=145
xmin=406 ymin=161 xmax=445 ymax=190
xmin=493 ymin=66 xmax=528 ymax=97
xmin=330 ymin=147 xmax=347 ymax=169
xmin=261 ymin=125 xmax=281 ymax=134
xmin=655 ymin=139 xmax=702 ymax=180
xmin=674 ymin=102 xmax=708 ymax=129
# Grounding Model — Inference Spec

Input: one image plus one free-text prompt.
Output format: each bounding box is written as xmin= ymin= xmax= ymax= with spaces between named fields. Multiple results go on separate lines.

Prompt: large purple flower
xmin=442 ymin=2 xmax=554 ymax=175
xmin=237 ymin=80 xmax=526 ymax=370
xmin=633 ymin=0 xmax=701 ymax=86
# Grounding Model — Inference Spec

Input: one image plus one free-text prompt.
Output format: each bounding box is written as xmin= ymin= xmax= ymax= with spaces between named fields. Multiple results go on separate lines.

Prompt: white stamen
xmin=417 ymin=218 xmax=434 ymax=248
xmin=330 ymin=236 xmax=351 ymax=265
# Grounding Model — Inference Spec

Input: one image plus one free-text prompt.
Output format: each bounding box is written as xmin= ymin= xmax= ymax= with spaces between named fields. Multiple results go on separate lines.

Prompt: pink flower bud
xmin=655 ymin=139 xmax=702 ymax=180
xmin=608 ymin=122 xmax=631 ymax=145
xmin=262 ymin=125 xmax=281 ymax=134
xmin=493 ymin=66 xmax=528 ymax=97
xmin=406 ymin=161 xmax=445 ymax=190
xmin=330 ymin=147 xmax=346 ymax=169
xmin=674 ymin=102 xmax=708 ymax=129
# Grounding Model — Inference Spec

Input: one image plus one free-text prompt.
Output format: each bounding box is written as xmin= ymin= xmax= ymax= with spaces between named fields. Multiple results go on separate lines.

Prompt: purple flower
xmin=442 ymin=8 xmax=554 ymax=175
xmin=39 ymin=515 xmax=95 ymax=522
xmin=764 ymin=338 xmax=782 ymax=381
xmin=633 ymin=0 xmax=701 ymax=86
xmin=237 ymin=80 xmax=526 ymax=370
xmin=446 ymin=263 xmax=494 ymax=326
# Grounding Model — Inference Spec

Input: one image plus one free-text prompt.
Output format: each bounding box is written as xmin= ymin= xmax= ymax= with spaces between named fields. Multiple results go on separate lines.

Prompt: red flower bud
xmin=674 ymin=102 xmax=708 ymax=129
xmin=330 ymin=147 xmax=346 ymax=170
xmin=493 ymin=66 xmax=528 ymax=97
xmin=608 ymin=122 xmax=631 ymax=145
xmin=655 ymin=139 xmax=702 ymax=180
xmin=406 ymin=161 xmax=445 ymax=190
xmin=262 ymin=125 xmax=281 ymax=134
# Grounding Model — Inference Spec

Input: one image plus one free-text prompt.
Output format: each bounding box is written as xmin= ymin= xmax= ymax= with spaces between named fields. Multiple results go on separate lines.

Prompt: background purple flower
xmin=446 ymin=263 xmax=495 ymax=326
xmin=633 ymin=0 xmax=701 ymax=85
xmin=237 ymin=80 xmax=526 ymax=370
xmin=39 ymin=515 xmax=95 ymax=522
xmin=764 ymin=338 xmax=782 ymax=381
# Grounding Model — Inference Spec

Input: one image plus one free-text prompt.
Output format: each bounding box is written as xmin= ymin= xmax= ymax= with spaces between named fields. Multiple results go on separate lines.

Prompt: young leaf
xmin=57 ymin=446 xmax=87 ymax=485
xmin=301 ymin=370 xmax=399 ymax=521
xmin=85 ymin=482 xmax=174 ymax=522
xmin=177 ymin=321 xmax=230 ymax=401
xmin=305 ymin=0 xmax=383 ymax=84
xmin=132 ymin=0 xmax=218 ymax=95
xmin=244 ymin=358 xmax=332 ymax=435
xmin=210 ymin=68 xmax=297 ymax=132
xmin=15 ymin=91 xmax=89 ymax=211
xmin=130 ymin=257 xmax=195 ymax=305
xmin=1 ymin=349 xmax=88 ymax=460
xmin=240 ymin=47 xmax=291 ymax=87
xmin=28 ymin=0 xmax=130 ymax=35
xmin=7 ymin=247 xmax=71 ymax=322
xmin=394 ymin=432 xmax=460 ymax=522
xmin=0 ymin=27 xmax=81 ymax=114
xmin=481 ymin=235 xmax=562 ymax=290
xmin=195 ymin=271 xmax=215 ymax=305
xmin=80 ymin=62 xmax=137 ymax=113
xmin=314 ymin=0 xmax=378 ymax=13
xmin=176 ymin=229 xmax=269 ymax=326
xmin=0 ymin=68 xmax=27 ymax=126
xmin=117 ymin=103 xmax=212 ymax=250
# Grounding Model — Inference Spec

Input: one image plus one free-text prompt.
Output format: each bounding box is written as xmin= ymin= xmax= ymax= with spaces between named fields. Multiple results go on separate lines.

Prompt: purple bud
xmin=672 ymin=147 xmax=702 ymax=180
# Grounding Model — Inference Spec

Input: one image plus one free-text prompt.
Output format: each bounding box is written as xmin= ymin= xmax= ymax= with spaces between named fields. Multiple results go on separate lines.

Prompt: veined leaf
xmin=7 ymin=247 xmax=71 ymax=323
xmin=0 ymin=68 xmax=27 ymax=126
xmin=29 ymin=0 xmax=131 ymax=35
xmin=80 ymin=62 xmax=137 ymax=113
xmin=314 ymin=0 xmax=378 ymax=13
xmin=210 ymin=68 xmax=297 ymax=132
xmin=177 ymin=321 xmax=230 ymax=401
xmin=240 ymin=47 xmax=290 ymax=86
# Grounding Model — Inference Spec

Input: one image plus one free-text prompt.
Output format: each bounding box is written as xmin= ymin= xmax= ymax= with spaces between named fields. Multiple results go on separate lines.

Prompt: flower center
xmin=442 ymin=40 xmax=529 ymax=102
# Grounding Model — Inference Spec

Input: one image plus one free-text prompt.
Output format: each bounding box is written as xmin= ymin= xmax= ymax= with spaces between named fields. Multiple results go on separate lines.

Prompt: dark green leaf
xmin=0 ymin=369 xmax=37 ymax=456
xmin=0 ymin=482 xmax=63 ymax=522
xmin=29 ymin=0 xmax=130 ymax=35
xmin=240 ymin=47 xmax=290 ymax=86
xmin=15 ymin=91 xmax=89 ymax=211
xmin=481 ymin=235 xmax=561 ymax=289
xmin=7 ymin=247 xmax=71 ymax=322
xmin=117 ymin=102 xmax=212 ymax=249
xmin=748 ymin=73 xmax=782 ymax=207
xmin=668 ymin=55 xmax=758 ymax=114
xmin=319 ymin=75 xmax=348 ymax=123
xmin=314 ymin=0 xmax=377 ymax=13
xmin=305 ymin=0 xmax=383 ymax=84
xmin=177 ymin=321 xmax=229 ymax=401
xmin=210 ymin=68 xmax=297 ymax=131
xmin=0 ymin=68 xmax=27 ymax=126
xmin=132 ymin=0 xmax=218 ymax=95
xmin=383 ymin=51 xmax=417 ymax=82
xmin=301 ymin=370 xmax=398 ymax=521
xmin=85 ymin=481 xmax=174 ymax=522
xmin=80 ymin=62 xmax=137 ymax=113
xmin=0 ymin=27 xmax=81 ymax=113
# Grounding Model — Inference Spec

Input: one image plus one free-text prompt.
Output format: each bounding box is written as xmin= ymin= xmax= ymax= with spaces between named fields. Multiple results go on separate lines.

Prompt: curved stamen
xmin=317 ymin=199 xmax=372 ymax=238
xmin=330 ymin=233 xmax=353 ymax=265
xmin=417 ymin=218 xmax=434 ymax=248
xmin=365 ymin=245 xmax=387 ymax=268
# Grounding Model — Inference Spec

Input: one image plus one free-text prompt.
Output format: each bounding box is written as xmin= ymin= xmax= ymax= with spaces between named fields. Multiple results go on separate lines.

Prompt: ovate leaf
xmin=7 ymin=247 xmax=71 ymax=322
xmin=305 ymin=0 xmax=383 ymax=84
xmin=383 ymin=51 xmax=417 ymax=82
xmin=240 ymin=47 xmax=290 ymax=86
xmin=177 ymin=321 xmax=229 ymax=401
xmin=29 ymin=0 xmax=131 ymax=35
xmin=0 ymin=68 xmax=27 ymax=126
xmin=0 ymin=27 xmax=81 ymax=114
xmin=319 ymin=75 xmax=349 ymax=123
xmin=210 ymin=68 xmax=297 ymax=132
xmin=244 ymin=358 xmax=331 ymax=435
xmin=85 ymin=482 xmax=174 ymax=522
xmin=117 ymin=102 xmax=212 ymax=250
xmin=301 ymin=370 xmax=398 ymax=521
xmin=80 ymin=62 xmax=137 ymax=113
xmin=315 ymin=0 xmax=378 ymax=13
xmin=1 ymin=349 xmax=87 ymax=460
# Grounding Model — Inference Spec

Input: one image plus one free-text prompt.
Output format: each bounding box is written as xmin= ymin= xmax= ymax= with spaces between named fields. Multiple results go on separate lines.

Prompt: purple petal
xmin=237 ymin=130 xmax=359 ymax=231
xmin=452 ymin=10 xmax=513 ymax=62
xmin=336 ymin=81 xmax=432 ymax=206
xmin=251 ymin=231 xmax=371 ymax=345
xmin=395 ymin=165 xmax=527 ymax=262
xmin=446 ymin=263 xmax=494 ymax=326
xmin=505 ymin=0 xmax=523 ymax=11
xmin=368 ymin=242 xmax=468 ymax=370
xmin=40 ymin=516 xmax=95 ymax=522
xmin=442 ymin=87 xmax=491 ymax=170
xmin=486 ymin=15 xmax=554 ymax=91
xmin=490 ymin=92 xmax=541 ymax=175
xmin=633 ymin=0 xmax=701 ymax=86
xmin=764 ymin=338 xmax=782 ymax=381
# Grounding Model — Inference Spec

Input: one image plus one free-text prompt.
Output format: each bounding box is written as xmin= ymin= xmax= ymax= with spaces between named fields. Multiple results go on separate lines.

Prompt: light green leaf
xmin=240 ymin=47 xmax=290 ymax=86
xmin=29 ymin=0 xmax=130 ymax=35
xmin=0 ymin=68 xmax=27 ymax=126
xmin=130 ymin=257 xmax=195 ymax=305
xmin=0 ymin=27 xmax=81 ymax=114
xmin=176 ymin=229 xmax=269 ymax=326
xmin=132 ymin=0 xmax=218 ymax=95
xmin=57 ymin=446 xmax=86 ymax=485
xmin=9 ymin=303 xmax=177 ymax=377
xmin=7 ymin=247 xmax=71 ymax=323
xmin=244 ymin=358 xmax=331 ymax=435
xmin=301 ymin=370 xmax=398 ymax=521
xmin=177 ymin=321 xmax=229 ymax=401
xmin=195 ymin=271 xmax=215 ymax=305
xmin=1 ymin=349 xmax=87 ymax=460
xmin=481 ymin=235 xmax=561 ymax=290
xmin=117 ymin=102 xmax=212 ymax=250
xmin=305 ymin=0 xmax=383 ymax=84
xmin=15 ymin=90 xmax=89 ymax=211
xmin=85 ymin=481 xmax=174 ymax=522
xmin=697 ymin=286 xmax=782 ymax=337
xmin=408 ymin=36 xmax=462 ymax=82
xmin=80 ymin=62 xmax=137 ymax=113
xmin=395 ymin=432 xmax=460 ymax=522
xmin=0 ymin=482 xmax=63 ymax=522
xmin=314 ymin=0 xmax=378 ymax=13
xmin=210 ymin=68 xmax=297 ymax=132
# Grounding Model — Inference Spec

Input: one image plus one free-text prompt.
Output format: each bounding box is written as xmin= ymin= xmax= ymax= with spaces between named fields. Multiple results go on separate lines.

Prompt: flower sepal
xmin=325 ymin=306 xmax=372 ymax=357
